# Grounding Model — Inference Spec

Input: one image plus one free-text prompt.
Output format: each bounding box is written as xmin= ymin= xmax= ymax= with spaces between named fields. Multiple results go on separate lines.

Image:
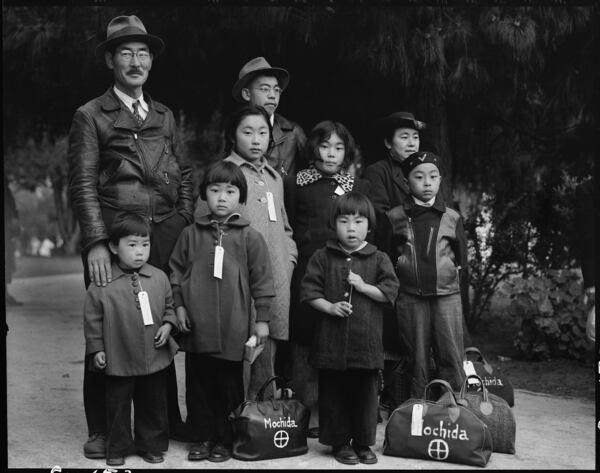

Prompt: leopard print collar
xmin=296 ymin=166 xmax=354 ymax=193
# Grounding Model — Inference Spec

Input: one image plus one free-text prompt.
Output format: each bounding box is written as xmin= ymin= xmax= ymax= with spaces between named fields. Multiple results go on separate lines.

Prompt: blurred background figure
xmin=5 ymin=175 xmax=23 ymax=306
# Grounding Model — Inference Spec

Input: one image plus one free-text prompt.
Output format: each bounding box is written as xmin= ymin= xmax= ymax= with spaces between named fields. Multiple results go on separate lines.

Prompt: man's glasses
xmin=118 ymin=50 xmax=151 ymax=62
xmin=253 ymin=85 xmax=283 ymax=95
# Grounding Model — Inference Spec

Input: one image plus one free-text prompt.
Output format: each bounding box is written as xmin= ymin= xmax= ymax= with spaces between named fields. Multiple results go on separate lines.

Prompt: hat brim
xmin=380 ymin=116 xmax=427 ymax=133
xmin=232 ymin=67 xmax=290 ymax=102
xmin=95 ymin=34 xmax=165 ymax=58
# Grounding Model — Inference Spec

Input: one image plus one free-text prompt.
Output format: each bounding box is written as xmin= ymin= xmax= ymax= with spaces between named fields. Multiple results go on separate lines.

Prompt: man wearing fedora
xmin=68 ymin=15 xmax=193 ymax=459
xmin=233 ymin=56 xmax=306 ymax=178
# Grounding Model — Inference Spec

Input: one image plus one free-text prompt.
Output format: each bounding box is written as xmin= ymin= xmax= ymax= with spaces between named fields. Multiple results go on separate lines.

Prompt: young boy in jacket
xmin=392 ymin=151 xmax=467 ymax=397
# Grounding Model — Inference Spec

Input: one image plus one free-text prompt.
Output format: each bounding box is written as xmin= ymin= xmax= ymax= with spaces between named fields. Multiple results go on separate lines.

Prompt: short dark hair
xmin=224 ymin=104 xmax=273 ymax=155
xmin=199 ymin=160 xmax=248 ymax=204
xmin=108 ymin=212 xmax=151 ymax=246
xmin=329 ymin=191 xmax=376 ymax=230
xmin=304 ymin=120 xmax=357 ymax=171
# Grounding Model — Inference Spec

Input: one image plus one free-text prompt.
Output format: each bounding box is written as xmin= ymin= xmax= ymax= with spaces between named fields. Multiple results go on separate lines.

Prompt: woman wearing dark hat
xmin=362 ymin=112 xmax=455 ymax=411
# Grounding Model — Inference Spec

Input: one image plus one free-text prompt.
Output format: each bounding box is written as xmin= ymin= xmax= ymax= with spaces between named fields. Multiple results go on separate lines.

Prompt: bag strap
xmin=464 ymin=346 xmax=494 ymax=374
xmin=256 ymin=376 xmax=286 ymax=401
xmin=424 ymin=379 xmax=458 ymax=406
xmin=459 ymin=374 xmax=490 ymax=402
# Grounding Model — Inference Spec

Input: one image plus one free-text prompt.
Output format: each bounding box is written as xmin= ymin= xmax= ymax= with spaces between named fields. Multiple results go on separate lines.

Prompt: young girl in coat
xmin=195 ymin=104 xmax=298 ymax=400
xmin=169 ymin=161 xmax=275 ymax=462
xmin=83 ymin=212 xmax=179 ymax=467
xmin=283 ymin=120 xmax=369 ymax=437
xmin=300 ymin=192 xmax=399 ymax=465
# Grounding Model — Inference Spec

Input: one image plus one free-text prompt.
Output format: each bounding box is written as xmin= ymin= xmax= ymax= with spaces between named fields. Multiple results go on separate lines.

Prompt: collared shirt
xmin=113 ymin=85 xmax=149 ymax=119
xmin=412 ymin=195 xmax=436 ymax=207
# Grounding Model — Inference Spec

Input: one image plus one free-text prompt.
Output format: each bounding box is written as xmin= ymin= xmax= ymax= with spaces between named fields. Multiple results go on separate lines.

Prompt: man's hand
xmin=93 ymin=351 xmax=106 ymax=370
xmin=328 ymin=301 xmax=353 ymax=318
xmin=176 ymin=306 xmax=192 ymax=333
xmin=154 ymin=323 xmax=173 ymax=348
xmin=88 ymin=242 xmax=112 ymax=287
xmin=254 ymin=321 xmax=269 ymax=344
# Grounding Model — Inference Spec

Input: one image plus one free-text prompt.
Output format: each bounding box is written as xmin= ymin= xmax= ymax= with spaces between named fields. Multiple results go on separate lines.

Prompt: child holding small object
xmin=300 ymin=191 xmax=399 ymax=465
xmin=83 ymin=212 xmax=179 ymax=467
xmin=169 ymin=160 xmax=275 ymax=463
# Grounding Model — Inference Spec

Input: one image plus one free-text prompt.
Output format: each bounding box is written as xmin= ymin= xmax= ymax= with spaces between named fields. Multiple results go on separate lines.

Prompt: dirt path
xmin=6 ymin=274 xmax=596 ymax=469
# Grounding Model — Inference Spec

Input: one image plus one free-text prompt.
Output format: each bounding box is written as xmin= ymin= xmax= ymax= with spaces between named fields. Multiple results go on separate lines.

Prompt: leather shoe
xmin=308 ymin=427 xmax=319 ymax=438
xmin=138 ymin=451 xmax=164 ymax=463
xmin=208 ymin=443 xmax=231 ymax=462
xmin=188 ymin=441 xmax=213 ymax=461
xmin=106 ymin=456 xmax=124 ymax=467
xmin=353 ymin=444 xmax=378 ymax=464
xmin=83 ymin=433 xmax=106 ymax=459
xmin=332 ymin=444 xmax=359 ymax=465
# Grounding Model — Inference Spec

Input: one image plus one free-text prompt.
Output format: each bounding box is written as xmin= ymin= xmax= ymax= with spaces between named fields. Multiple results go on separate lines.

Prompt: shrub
xmin=510 ymin=269 xmax=592 ymax=361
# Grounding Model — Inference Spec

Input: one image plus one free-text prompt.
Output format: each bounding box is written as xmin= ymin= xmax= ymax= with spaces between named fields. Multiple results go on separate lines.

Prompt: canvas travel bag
xmin=383 ymin=379 xmax=493 ymax=467
xmin=229 ymin=376 xmax=310 ymax=461
xmin=463 ymin=346 xmax=515 ymax=407
xmin=456 ymin=374 xmax=516 ymax=454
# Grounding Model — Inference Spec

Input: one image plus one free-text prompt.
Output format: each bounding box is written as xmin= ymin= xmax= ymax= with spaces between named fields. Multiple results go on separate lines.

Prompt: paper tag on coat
xmin=266 ymin=191 xmax=277 ymax=221
xmin=410 ymin=403 xmax=423 ymax=436
xmin=213 ymin=245 xmax=224 ymax=279
xmin=334 ymin=185 xmax=345 ymax=196
xmin=138 ymin=291 xmax=153 ymax=325
xmin=463 ymin=360 xmax=479 ymax=384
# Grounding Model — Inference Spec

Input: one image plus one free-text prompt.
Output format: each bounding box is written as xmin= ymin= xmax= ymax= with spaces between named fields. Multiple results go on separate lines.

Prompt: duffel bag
xmin=383 ymin=379 xmax=493 ymax=467
xmin=457 ymin=374 xmax=516 ymax=454
xmin=464 ymin=346 xmax=515 ymax=407
xmin=229 ymin=376 xmax=310 ymax=461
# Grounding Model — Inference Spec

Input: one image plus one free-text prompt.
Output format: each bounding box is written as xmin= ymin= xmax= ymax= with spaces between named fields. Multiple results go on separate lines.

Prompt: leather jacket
xmin=68 ymin=88 xmax=194 ymax=251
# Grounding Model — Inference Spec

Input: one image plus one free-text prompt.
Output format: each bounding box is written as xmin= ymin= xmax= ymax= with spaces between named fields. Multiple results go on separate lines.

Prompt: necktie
xmin=132 ymin=101 xmax=144 ymax=127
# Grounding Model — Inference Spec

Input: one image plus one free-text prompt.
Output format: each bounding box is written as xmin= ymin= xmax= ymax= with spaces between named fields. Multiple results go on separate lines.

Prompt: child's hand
xmin=93 ymin=351 xmax=106 ymax=370
xmin=254 ymin=321 xmax=269 ymax=345
xmin=347 ymin=270 xmax=366 ymax=293
xmin=176 ymin=306 xmax=192 ymax=333
xmin=154 ymin=323 xmax=172 ymax=348
xmin=329 ymin=301 xmax=352 ymax=317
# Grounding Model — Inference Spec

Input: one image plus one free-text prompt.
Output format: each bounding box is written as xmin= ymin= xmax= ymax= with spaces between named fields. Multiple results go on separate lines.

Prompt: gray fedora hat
xmin=232 ymin=57 xmax=290 ymax=102
xmin=95 ymin=15 xmax=165 ymax=57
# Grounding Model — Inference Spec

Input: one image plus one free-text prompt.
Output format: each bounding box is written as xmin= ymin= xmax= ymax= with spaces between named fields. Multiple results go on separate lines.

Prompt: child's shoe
xmin=83 ymin=433 xmax=106 ymax=459
xmin=139 ymin=451 xmax=164 ymax=463
xmin=208 ymin=443 xmax=231 ymax=462
xmin=188 ymin=441 xmax=213 ymax=461
xmin=353 ymin=444 xmax=378 ymax=464
xmin=332 ymin=444 xmax=359 ymax=465
xmin=106 ymin=456 xmax=125 ymax=467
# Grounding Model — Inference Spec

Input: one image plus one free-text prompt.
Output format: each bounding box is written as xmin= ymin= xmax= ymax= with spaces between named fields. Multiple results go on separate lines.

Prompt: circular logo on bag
xmin=274 ymin=430 xmax=289 ymax=448
xmin=428 ymin=439 xmax=449 ymax=460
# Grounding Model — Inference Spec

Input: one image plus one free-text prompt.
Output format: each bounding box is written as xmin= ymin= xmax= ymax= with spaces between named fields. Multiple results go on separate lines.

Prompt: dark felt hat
xmin=381 ymin=111 xmax=426 ymax=137
xmin=232 ymin=57 xmax=290 ymax=102
xmin=400 ymin=151 xmax=441 ymax=176
xmin=95 ymin=15 xmax=165 ymax=57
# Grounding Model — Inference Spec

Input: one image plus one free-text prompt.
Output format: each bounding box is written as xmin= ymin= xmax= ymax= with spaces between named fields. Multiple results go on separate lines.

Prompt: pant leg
xmin=83 ymin=353 xmax=107 ymax=436
xmin=248 ymin=337 xmax=276 ymax=400
xmin=318 ymin=369 xmax=352 ymax=446
xmin=186 ymin=353 xmax=217 ymax=442
xmin=431 ymin=294 xmax=465 ymax=391
xmin=397 ymin=292 xmax=432 ymax=398
xmin=213 ymin=358 xmax=244 ymax=447
xmin=105 ymin=375 xmax=135 ymax=458
xmin=349 ymin=369 xmax=379 ymax=446
xmin=132 ymin=369 xmax=169 ymax=453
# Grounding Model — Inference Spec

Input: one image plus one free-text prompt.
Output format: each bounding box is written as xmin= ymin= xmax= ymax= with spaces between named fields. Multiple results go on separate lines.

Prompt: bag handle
xmin=256 ymin=376 xmax=286 ymax=401
xmin=464 ymin=346 xmax=494 ymax=374
xmin=459 ymin=374 xmax=490 ymax=402
xmin=424 ymin=379 xmax=458 ymax=407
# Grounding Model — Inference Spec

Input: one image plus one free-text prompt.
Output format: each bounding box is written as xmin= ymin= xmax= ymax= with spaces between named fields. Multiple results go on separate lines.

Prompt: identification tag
xmin=334 ymin=185 xmax=345 ymax=196
xmin=410 ymin=403 xmax=423 ymax=436
xmin=463 ymin=360 xmax=479 ymax=384
xmin=266 ymin=191 xmax=277 ymax=222
xmin=138 ymin=291 xmax=153 ymax=326
xmin=214 ymin=245 xmax=224 ymax=279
